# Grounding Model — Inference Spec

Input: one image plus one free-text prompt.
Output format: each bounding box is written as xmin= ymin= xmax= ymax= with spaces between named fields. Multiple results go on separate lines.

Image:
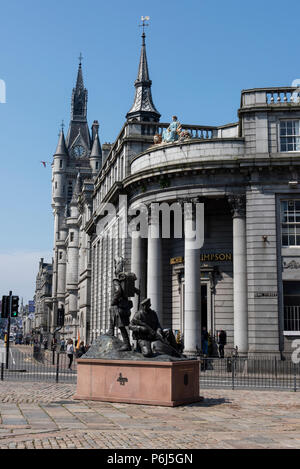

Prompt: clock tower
xmin=51 ymin=58 xmax=102 ymax=341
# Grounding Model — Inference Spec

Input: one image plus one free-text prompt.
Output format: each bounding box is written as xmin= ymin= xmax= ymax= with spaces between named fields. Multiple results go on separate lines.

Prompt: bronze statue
xmin=129 ymin=298 xmax=182 ymax=358
xmin=107 ymin=257 xmax=139 ymax=352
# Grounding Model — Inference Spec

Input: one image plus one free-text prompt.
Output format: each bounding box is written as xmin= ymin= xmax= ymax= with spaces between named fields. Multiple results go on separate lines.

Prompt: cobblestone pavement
xmin=0 ymin=382 xmax=299 ymax=449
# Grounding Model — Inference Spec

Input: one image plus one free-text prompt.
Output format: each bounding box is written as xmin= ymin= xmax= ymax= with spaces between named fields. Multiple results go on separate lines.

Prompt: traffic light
xmin=57 ymin=306 xmax=65 ymax=327
xmin=11 ymin=296 xmax=19 ymax=317
xmin=1 ymin=296 xmax=9 ymax=318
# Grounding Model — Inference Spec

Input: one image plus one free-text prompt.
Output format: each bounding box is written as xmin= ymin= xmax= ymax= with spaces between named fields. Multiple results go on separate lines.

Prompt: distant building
xmin=34 ymin=259 xmax=52 ymax=336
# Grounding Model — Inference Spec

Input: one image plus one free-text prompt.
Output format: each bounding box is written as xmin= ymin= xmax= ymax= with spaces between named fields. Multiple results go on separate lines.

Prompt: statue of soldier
xmin=107 ymin=257 xmax=139 ymax=352
xmin=129 ymin=298 xmax=181 ymax=358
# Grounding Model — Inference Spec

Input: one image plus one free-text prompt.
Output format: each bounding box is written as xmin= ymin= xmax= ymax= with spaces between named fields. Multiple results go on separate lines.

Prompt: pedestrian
xmin=217 ymin=330 xmax=227 ymax=358
xmin=66 ymin=339 xmax=74 ymax=369
xmin=60 ymin=338 xmax=65 ymax=352
xmin=51 ymin=336 xmax=57 ymax=351
xmin=201 ymin=327 xmax=209 ymax=356
xmin=76 ymin=341 xmax=86 ymax=358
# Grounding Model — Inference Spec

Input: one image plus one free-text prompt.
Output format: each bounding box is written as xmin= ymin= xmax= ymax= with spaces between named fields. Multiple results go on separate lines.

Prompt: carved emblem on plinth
xmin=117 ymin=373 xmax=128 ymax=386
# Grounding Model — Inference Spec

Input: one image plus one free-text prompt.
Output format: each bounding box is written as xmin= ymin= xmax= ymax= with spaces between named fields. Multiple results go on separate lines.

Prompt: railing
xmin=241 ymin=87 xmax=300 ymax=107
xmin=200 ymin=357 xmax=300 ymax=391
xmin=284 ymin=306 xmax=300 ymax=331
xmin=126 ymin=121 xmax=218 ymax=140
xmin=0 ymin=345 xmax=77 ymax=383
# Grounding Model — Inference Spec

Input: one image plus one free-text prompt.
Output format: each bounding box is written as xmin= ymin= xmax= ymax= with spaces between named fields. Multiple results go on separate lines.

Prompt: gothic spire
xmin=71 ymin=61 xmax=87 ymax=120
xmin=66 ymin=58 xmax=91 ymax=149
xmin=126 ymin=32 xmax=160 ymax=122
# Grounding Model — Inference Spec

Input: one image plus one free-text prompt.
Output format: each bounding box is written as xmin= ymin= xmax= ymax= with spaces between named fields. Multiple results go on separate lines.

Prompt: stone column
xmin=183 ymin=201 xmax=203 ymax=356
xmin=131 ymin=233 xmax=146 ymax=315
xmin=147 ymin=207 xmax=163 ymax=322
xmin=228 ymin=194 xmax=248 ymax=354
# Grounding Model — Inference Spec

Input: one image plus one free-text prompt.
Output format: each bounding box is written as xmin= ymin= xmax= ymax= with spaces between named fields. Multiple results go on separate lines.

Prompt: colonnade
xmin=130 ymin=195 xmax=248 ymax=355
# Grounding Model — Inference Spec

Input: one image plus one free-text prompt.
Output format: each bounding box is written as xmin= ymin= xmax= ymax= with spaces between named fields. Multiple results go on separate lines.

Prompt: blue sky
xmin=1 ymin=0 xmax=300 ymax=302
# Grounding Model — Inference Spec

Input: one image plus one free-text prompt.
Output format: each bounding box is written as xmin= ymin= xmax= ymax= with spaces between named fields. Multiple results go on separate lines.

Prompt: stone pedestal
xmin=74 ymin=358 xmax=201 ymax=407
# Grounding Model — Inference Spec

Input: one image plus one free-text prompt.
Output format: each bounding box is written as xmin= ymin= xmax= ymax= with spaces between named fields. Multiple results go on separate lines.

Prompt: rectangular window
xmin=60 ymin=160 xmax=63 ymax=168
xmin=280 ymin=120 xmax=300 ymax=152
xmin=281 ymin=200 xmax=300 ymax=246
xmin=70 ymin=232 xmax=74 ymax=242
xmin=284 ymin=281 xmax=300 ymax=331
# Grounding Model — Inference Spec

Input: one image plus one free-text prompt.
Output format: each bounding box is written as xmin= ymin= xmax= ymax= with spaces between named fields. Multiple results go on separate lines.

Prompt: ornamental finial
xmin=139 ymin=16 xmax=150 ymax=40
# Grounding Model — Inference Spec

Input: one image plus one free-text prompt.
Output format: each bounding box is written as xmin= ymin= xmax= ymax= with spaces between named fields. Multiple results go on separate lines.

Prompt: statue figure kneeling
xmin=129 ymin=298 xmax=182 ymax=358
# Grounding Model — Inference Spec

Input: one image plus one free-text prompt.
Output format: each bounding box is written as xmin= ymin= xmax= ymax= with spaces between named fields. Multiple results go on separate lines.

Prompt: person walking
xmin=76 ymin=341 xmax=86 ymax=358
xmin=60 ymin=338 xmax=65 ymax=352
xmin=217 ymin=330 xmax=227 ymax=358
xmin=201 ymin=327 xmax=209 ymax=356
xmin=66 ymin=339 xmax=74 ymax=370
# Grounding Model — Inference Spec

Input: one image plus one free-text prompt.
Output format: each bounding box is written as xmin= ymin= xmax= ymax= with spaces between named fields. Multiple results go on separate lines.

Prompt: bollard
xmin=56 ymin=352 xmax=60 ymax=383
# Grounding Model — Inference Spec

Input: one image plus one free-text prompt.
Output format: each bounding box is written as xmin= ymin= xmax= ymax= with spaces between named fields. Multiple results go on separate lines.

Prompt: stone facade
xmin=33 ymin=259 xmax=52 ymax=335
xmin=41 ymin=36 xmax=300 ymax=357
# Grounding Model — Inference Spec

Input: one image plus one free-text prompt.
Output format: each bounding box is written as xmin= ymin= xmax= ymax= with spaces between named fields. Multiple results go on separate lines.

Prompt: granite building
xmin=34 ymin=258 xmax=52 ymax=334
xmin=43 ymin=32 xmax=300 ymax=357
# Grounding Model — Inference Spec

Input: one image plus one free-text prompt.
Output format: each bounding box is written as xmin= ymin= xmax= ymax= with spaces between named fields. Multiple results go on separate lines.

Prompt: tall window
xmin=281 ymin=200 xmax=300 ymax=246
xmin=280 ymin=120 xmax=300 ymax=152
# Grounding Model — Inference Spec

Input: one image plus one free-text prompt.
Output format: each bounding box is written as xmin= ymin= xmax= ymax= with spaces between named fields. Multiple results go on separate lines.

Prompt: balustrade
xmin=241 ymin=87 xmax=300 ymax=107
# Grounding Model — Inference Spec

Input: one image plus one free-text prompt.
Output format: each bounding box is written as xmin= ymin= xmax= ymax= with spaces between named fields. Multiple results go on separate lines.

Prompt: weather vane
xmin=78 ymin=52 xmax=83 ymax=65
xmin=139 ymin=16 xmax=150 ymax=34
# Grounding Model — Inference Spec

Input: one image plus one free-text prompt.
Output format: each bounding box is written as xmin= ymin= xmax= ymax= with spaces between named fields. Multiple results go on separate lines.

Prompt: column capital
xmin=227 ymin=193 xmax=246 ymax=218
xmin=179 ymin=196 xmax=205 ymax=221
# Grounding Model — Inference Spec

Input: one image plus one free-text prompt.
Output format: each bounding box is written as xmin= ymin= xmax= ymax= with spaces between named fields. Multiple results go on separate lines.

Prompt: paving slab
xmin=0 ymin=382 xmax=300 ymax=448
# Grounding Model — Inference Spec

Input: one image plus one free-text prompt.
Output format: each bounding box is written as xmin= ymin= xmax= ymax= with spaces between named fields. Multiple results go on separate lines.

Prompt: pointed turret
xmin=126 ymin=32 xmax=160 ymax=122
xmin=52 ymin=127 xmax=67 ymax=204
xmin=90 ymin=131 xmax=102 ymax=175
xmin=54 ymin=129 xmax=68 ymax=156
xmin=91 ymin=133 xmax=102 ymax=158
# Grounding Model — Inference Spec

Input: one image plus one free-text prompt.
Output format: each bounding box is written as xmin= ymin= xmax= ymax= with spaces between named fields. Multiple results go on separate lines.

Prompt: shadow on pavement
xmin=187 ymin=397 xmax=231 ymax=407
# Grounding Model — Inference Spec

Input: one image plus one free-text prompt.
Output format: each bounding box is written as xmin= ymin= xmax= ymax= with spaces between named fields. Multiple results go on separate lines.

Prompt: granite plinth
xmin=73 ymin=358 xmax=201 ymax=407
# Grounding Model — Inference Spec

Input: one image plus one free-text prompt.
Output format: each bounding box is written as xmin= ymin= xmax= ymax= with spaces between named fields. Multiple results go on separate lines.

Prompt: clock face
xmin=72 ymin=145 xmax=85 ymax=158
